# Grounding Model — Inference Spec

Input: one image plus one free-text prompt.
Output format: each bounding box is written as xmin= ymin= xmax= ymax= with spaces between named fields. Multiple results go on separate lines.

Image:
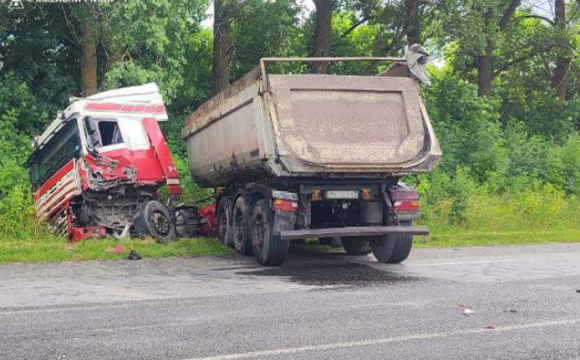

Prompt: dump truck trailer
xmin=183 ymin=48 xmax=441 ymax=265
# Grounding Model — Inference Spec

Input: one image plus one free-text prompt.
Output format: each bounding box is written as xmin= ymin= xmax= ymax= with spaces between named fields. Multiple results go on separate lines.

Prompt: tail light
xmin=311 ymin=189 xmax=322 ymax=201
xmin=391 ymin=186 xmax=420 ymax=213
xmin=272 ymin=199 xmax=298 ymax=212
xmin=272 ymin=190 xmax=298 ymax=212
xmin=361 ymin=188 xmax=371 ymax=201
xmin=394 ymin=200 xmax=420 ymax=212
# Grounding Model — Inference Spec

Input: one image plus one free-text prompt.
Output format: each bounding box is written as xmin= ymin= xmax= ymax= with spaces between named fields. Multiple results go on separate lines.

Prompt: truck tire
xmin=342 ymin=237 xmax=372 ymax=255
xmin=370 ymin=236 xmax=396 ymax=263
xmin=133 ymin=201 xmax=176 ymax=244
xmin=251 ymin=199 xmax=289 ymax=266
xmin=232 ymin=196 xmax=253 ymax=256
xmin=386 ymin=221 xmax=413 ymax=263
xmin=217 ymin=197 xmax=234 ymax=247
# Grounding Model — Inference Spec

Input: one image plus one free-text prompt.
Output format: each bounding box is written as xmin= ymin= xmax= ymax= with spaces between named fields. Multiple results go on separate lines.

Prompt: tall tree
xmin=311 ymin=0 xmax=335 ymax=73
xmin=212 ymin=0 xmax=233 ymax=94
xmin=478 ymin=0 xmax=521 ymax=97
xmin=551 ymin=0 xmax=572 ymax=103
xmin=404 ymin=0 xmax=423 ymax=45
xmin=80 ymin=20 xmax=98 ymax=96
xmin=437 ymin=0 xmax=523 ymax=97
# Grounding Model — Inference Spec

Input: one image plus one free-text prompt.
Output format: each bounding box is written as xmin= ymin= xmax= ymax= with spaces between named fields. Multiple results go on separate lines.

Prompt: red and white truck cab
xmin=28 ymin=84 xmax=207 ymax=242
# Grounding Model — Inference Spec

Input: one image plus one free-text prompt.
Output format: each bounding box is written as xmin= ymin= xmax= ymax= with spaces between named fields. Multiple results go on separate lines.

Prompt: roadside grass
xmin=0 ymin=236 xmax=231 ymax=264
xmin=414 ymin=229 xmax=580 ymax=248
xmin=2 ymin=228 xmax=580 ymax=264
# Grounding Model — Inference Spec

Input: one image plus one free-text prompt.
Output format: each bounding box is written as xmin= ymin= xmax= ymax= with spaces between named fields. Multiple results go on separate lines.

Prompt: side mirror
xmin=84 ymin=116 xmax=97 ymax=135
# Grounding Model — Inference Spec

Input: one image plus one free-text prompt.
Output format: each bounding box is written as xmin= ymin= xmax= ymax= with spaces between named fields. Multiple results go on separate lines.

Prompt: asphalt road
xmin=1 ymin=242 xmax=580 ymax=360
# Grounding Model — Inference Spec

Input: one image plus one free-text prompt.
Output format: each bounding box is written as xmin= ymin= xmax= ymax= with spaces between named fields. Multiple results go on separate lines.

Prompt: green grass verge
xmin=2 ymin=229 xmax=580 ymax=264
xmin=414 ymin=229 xmax=580 ymax=248
xmin=0 ymin=237 xmax=231 ymax=264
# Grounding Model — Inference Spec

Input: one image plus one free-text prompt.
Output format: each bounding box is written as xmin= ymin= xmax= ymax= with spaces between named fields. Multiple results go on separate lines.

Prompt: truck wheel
xmin=386 ymin=221 xmax=413 ymax=263
xmin=251 ymin=199 xmax=289 ymax=266
xmin=217 ymin=197 xmax=234 ymax=247
xmin=133 ymin=201 xmax=176 ymax=244
xmin=342 ymin=238 xmax=372 ymax=255
xmin=232 ymin=196 xmax=253 ymax=256
xmin=370 ymin=236 xmax=396 ymax=263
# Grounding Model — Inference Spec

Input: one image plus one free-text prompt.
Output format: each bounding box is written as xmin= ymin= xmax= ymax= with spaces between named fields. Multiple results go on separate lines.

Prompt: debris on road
xmin=463 ymin=308 xmax=475 ymax=316
xmin=106 ymin=244 xmax=124 ymax=253
xmin=484 ymin=325 xmax=496 ymax=330
xmin=126 ymin=250 xmax=142 ymax=261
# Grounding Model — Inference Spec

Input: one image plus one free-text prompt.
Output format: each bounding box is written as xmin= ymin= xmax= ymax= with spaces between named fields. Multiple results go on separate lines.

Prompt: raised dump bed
xmin=182 ymin=57 xmax=441 ymax=187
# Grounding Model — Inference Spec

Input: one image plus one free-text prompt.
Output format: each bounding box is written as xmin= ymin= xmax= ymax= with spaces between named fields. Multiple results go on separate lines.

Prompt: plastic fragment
xmin=106 ymin=244 xmax=124 ymax=253
xmin=463 ymin=308 xmax=475 ymax=316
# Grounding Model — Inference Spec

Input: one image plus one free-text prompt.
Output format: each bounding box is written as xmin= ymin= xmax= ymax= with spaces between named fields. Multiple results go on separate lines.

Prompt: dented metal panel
xmin=183 ymin=58 xmax=441 ymax=188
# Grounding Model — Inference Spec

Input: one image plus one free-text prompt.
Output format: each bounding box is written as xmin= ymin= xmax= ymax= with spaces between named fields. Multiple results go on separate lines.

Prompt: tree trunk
xmin=552 ymin=0 xmax=570 ymax=103
xmin=404 ymin=0 xmax=423 ymax=46
xmin=212 ymin=0 xmax=232 ymax=95
xmin=474 ymin=0 xmax=521 ymax=97
xmin=80 ymin=20 xmax=97 ymax=97
xmin=477 ymin=38 xmax=493 ymax=97
xmin=310 ymin=0 xmax=333 ymax=74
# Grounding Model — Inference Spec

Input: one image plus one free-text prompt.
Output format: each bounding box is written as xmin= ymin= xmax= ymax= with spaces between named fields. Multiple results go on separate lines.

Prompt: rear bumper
xmin=280 ymin=226 xmax=429 ymax=241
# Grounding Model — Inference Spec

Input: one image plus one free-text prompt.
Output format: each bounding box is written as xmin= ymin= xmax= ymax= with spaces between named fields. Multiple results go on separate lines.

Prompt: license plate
xmin=325 ymin=190 xmax=359 ymax=200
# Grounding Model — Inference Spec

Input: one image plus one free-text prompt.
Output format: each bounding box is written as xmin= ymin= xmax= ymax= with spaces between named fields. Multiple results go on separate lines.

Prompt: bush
xmin=424 ymin=72 xmax=508 ymax=183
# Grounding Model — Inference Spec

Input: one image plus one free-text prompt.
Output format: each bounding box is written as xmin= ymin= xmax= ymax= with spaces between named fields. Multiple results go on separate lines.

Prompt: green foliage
xmin=172 ymin=153 xmax=214 ymax=204
xmin=424 ymin=70 xmax=508 ymax=182
xmin=230 ymin=0 xmax=302 ymax=79
xmin=0 ymin=74 xmax=51 ymax=239
xmin=100 ymin=0 xmax=209 ymax=110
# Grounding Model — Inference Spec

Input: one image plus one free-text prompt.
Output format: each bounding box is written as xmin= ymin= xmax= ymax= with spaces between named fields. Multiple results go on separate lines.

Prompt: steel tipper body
xmin=28 ymin=84 xmax=207 ymax=242
xmin=182 ymin=47 xmax=441 ymax=266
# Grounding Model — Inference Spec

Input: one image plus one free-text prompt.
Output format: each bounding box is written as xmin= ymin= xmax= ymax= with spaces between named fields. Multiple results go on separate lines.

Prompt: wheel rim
xmin=234 ymin=207 xmax=245 ymax=245
xmin=149 ymin=210 xmax=170 ymax=236
xmin=175 ymin=211 xmax=185 ymax=227
xmin=217 ymin=205 xmax=228 ymax=241
xmin=253 ymin=213 xmax=265 ymax=253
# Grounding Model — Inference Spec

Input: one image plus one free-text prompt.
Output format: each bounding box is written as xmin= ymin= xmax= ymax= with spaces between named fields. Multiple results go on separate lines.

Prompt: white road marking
xmin=184 ymin=319 xmax=580 ymax=360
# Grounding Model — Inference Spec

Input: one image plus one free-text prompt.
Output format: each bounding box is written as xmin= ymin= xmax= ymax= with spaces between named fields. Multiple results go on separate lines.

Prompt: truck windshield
xmin=30 ymin=120 xmax=81 ymax=190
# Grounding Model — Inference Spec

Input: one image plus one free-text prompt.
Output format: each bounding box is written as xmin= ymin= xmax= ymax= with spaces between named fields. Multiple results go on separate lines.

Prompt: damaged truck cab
xmin=28 ymin=84 xmax=201 ymax=242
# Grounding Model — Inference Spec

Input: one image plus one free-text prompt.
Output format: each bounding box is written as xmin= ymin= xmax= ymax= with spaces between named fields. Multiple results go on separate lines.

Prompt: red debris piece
xmin=106 ymin=244 xmax=125 ymax=253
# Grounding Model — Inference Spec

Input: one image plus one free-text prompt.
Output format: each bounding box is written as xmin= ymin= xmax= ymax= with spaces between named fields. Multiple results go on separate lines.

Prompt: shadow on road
xmin=236 ymin=245 xmax=425 ymax=288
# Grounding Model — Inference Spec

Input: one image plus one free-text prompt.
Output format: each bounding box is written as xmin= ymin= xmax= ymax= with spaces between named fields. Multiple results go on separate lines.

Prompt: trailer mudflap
xmin=280 ymin=226 xmax=429 ymax=241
